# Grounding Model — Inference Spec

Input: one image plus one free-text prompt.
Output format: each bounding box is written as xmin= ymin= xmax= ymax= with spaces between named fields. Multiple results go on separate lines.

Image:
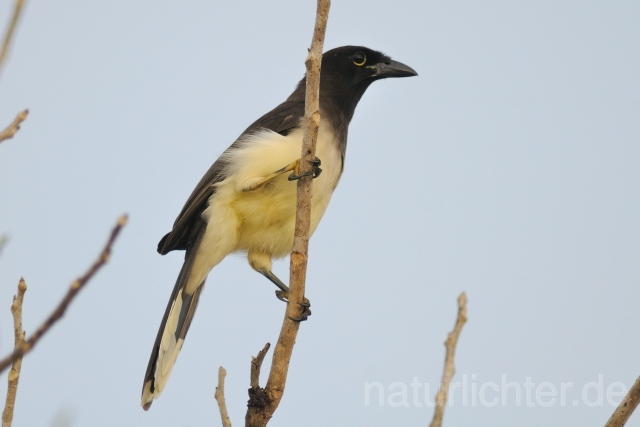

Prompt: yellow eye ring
xmin=352 ymin=52 xmax=366 ymax=66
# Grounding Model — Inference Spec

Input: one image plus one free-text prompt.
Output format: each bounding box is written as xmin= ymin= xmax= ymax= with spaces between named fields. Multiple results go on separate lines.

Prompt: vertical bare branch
xmin=604 ymin=376 xmax=640 ymax=427
xmin=0 ymin=0 xmax=26 ymax=75
xmin=1 ymin=278 xmax=27 ymax=427
xmin=0 ymin=110 xmax=28 ymax=144
xmin=0 ymin=215 xmax=128 ymax=374
xmin=215 ymin=367 xmax=232 ymax=427
xmin=244 ymin=1 xmax=330 ymax=426
xmin=429 ymin=293 xmax=468 ymax=427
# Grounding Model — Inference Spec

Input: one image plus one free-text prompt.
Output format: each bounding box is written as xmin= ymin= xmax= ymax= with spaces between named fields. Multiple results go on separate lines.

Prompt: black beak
xmin=371 ymin=59 xmax=418 ymax=78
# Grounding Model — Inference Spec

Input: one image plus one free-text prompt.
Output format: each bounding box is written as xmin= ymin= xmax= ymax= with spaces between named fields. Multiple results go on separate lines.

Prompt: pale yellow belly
xmin=231 ymin=172 xmax=334 ymax=258
xmin=203 ymin=125 xmax=342 ymax=260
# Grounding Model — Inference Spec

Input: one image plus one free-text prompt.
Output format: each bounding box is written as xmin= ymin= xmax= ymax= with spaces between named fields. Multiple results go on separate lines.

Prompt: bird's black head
xmin=290 ymin=46 xmax=417 ymax=123
xmin=321 ymin=46 xmax=417 ymax=86
xmin=320 ymin=46 xmax=417 ymax=121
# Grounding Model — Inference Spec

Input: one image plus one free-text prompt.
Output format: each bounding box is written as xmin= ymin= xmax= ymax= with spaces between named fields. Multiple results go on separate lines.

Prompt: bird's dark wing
xmin=157 ymin=157 xmax=227 ymax=254
xmin=241 ymin=100 xmax=303 ymax=137
xmin=157 ymin=99 xmax=304 ymax=255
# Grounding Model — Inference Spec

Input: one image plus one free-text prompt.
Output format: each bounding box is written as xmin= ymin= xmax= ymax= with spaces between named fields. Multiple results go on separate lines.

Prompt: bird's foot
xmin=288 ymin=157 xmax=322 ymax=180
xmin=275 ymin=290 xmax=312 ymax=321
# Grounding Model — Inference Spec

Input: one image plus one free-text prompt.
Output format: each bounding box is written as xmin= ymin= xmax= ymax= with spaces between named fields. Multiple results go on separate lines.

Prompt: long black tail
xmin=141 ymin=220 xmax=206 ymax=410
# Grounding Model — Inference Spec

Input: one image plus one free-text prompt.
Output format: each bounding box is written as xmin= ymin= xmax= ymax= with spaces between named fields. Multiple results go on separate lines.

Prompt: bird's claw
xmin=288 ymin=157 xmax=322 ymax=181
xmin=289 ymin=305 xmax=312 ymax=322
xmin=309 ymin=157 xmax=322 ymax=178
xmin=274 ymin=291 xmax=312 ymax=322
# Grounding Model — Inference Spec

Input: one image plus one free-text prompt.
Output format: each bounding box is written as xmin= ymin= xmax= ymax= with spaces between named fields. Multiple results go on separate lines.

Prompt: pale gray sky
xmin=1 ymin=1 xmax=639 ymax=426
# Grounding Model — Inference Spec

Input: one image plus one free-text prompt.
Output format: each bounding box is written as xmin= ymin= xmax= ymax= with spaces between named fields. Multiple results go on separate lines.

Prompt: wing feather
xmin=157 ymin=100 xmax=304 ymax=254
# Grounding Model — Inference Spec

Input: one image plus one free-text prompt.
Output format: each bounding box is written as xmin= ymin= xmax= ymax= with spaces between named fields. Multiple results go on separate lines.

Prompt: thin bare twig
xmin=0 ymin=0 xmax=25 ymax=75
xmin=0 ymin=215 xmax=128 ymax=374
xmin=249 ymin=343 xmax=270 ymax=390
xmin=0 ymin=110 xmax=28 ymax=144
xmin=1 ymin=278 xmax=27 ymax=427
xmin=0 ymin=0 xmax=29 ymax=144
xmin=245 ymin=343 xmax=270 ymax=425
xmin=429 ymin=293 xmax=468 ymax=427
xmin=0 ymin=235 xmax=8 ymax=258
xmin=604 ymin=375 xmax=640 ymax=427
xmin=215 ymin=367 xmax=232 ymax=427
xmin=244 ymin=2 xmax=330 ymax=426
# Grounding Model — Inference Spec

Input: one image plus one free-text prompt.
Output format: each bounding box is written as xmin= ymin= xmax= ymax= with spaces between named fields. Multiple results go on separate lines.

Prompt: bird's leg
xmin=240 ymin=157 xmax=322 ymax=191
xmin=288 ymin=157 xmax=322 ymax=181
xmin=260 ymin=269 xmax=311 ymax=322
xmin=239 ymin=160 xmax=301 ymax=192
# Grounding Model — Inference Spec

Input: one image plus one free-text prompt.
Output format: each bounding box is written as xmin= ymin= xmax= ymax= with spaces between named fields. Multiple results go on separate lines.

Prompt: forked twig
xmin=244 ymin=1 xmax=330 ymax=426
xmin=0 ymin=215 xmax=128 ymax=374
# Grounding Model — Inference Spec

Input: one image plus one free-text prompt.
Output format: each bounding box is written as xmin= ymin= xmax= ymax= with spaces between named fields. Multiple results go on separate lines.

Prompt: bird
xmin=141 ymin=45 xmax=417 ymax=410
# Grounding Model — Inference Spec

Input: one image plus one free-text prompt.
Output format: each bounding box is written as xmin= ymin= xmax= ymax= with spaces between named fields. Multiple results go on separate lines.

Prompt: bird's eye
xmin=352 ymin=51 xmax=366 ymax=66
